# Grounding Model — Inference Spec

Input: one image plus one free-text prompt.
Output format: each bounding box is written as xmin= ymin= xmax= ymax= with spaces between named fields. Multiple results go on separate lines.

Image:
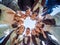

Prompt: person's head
xmin=26 ymin=27 xmax=30 ymax=35
xmin=36 ymin=21 xmax=44 ymax=28
xmin=35 ymin=27 xmax=41 ymax=33
xmin=42 ymin=18 xmax=56 ymax=25
xmin=35 ymin=27 xmax=42 ymax=36
xmin=11 ymin=22 xmax=18 ymax=28
xmin=17 ymin=19 xmax=24 ymax=25
xmin=21 ymin=14 xmax=27 ymax=20
xmin=31 ymin=29 xmax=36 ymax=35
xmin=25 ymin=8 xmax=31 ymax=16
xmin=30 ymin=12 xmax=37 ymax=20
xmin=14 ymin=15 xmax=20 ymax=22
xmin=16 ymin=25 xmax=25 ymax=35
xmin=17 ymin=10 xmax=21 ymax=15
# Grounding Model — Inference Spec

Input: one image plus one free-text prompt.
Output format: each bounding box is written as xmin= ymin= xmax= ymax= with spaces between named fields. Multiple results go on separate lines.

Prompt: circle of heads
xmin=13 ymin=8 xmax=44 ymax=35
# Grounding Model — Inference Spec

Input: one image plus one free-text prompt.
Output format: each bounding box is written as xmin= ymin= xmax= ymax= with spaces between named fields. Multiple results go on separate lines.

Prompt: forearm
xmin=41 ymin=29 xmax=47 ymax=39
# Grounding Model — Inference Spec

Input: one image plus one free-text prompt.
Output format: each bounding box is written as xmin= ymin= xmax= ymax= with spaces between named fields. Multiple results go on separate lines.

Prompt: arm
xmin=41 ymin=28 xmax=47 ymax=39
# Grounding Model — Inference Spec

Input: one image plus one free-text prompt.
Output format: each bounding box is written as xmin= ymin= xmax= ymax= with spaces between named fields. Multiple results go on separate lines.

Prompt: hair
xmin=42 ymin=19 xmax=56 ymax=25
xmin=41 ymin=24 xmax=44 ymax=28
xmin=26 ymin=27 xmax=30 ymax=30
xmin=11 ymin=22 xmax=18 ymax=28
xmin=32 ymin=12 xmax=38 ymax=16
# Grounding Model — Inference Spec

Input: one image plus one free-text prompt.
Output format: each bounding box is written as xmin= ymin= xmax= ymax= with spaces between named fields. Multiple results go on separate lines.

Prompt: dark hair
xmin=26 ymin=27 xmax=30 ymax=30
xmin=42 ymin=19 xmax=56 ymax=25
xmin=11 ymin=22 xmax=18 ymax=28
xmin=41 ymin=24 xmax=44 ymax=28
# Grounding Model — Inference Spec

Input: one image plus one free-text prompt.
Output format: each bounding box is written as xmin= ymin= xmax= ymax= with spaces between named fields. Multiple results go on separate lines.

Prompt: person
xmin=25 ymin=8 xmax=31 ymax=17
xmin=18 ymin=0 xmax=34 ymax=11
xmin=35 ymin=21 xmax=60 ymax=45
xmin=11 ymin=22 xmax=18 ymax=28
xmin=30 ymin=12 xmax=38 ymax=20
xmin=13 ymin=14 xmax=24 ymax=26
xmin=32 ymin=0 xmax=46 ymax=13
xmin=43 ymin=18 xmax=56 ymax=25
xmin=23 ymin=28 xmax=31 ymax=45
xmin=11 ymin=25 xmax=25 ymax=45
xmin=31 ymin=29 xmax=38 ymax=45
xmin=35 ymin=21 xmax=47 ymax=45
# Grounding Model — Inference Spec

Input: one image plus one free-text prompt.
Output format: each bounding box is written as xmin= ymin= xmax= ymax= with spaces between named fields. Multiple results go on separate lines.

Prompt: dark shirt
xmin=23 ymin=36 xmax=30 ymax=45
xmin=32 ymin=35 xmax=38 ymax=45
xmin=39 ymin=33 xmax=46 ymax=41
xmin=39 ymin=31 xmax=52 ymax=41
xmin=39 ymin=31 xmax=59 ymax=45
xmin=18 ymin=0 xmax=34 ymax=11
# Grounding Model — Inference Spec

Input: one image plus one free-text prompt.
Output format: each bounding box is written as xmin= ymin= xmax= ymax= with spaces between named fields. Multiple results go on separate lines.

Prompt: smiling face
xmin=17 ymin=19 xmax=24 ymax=25
xmin=35 ymin=27 xmax=41 ymax=33
xmin=30 ymin=12 xmax=38 ymax=20
xmin=21 ymin=14 xmax=27 ymax=20
xmin=14 ymin=15 xmax=21 ymax=22
xmin=25 ymin=8 xmax=31 ymax=16
xmin=31 ymin=29 xmax=37 ymax=35
xmin=26 ymin=28 xmax=30 ymax=35
xmin=35 ymin=21 xmax=44 ymax=28
xmin=16 ymin=25 xmax=25 ymax=35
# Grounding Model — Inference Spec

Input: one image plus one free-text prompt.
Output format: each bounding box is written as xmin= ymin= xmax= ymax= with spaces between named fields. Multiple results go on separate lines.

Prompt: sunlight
xmin=24 ymin=17 xmax=36 ymax=30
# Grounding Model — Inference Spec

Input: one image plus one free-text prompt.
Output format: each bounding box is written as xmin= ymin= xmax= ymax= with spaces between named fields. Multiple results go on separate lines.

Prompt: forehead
xmin=37 ymin=21 xmax=43 ymax=24
xmin=20 ymin=25 xmax=25 ymax=28
xmin=26 ymin=29 xmax=30 ymax=32
xmin=18 ymin=25 xmax=25 ymax=29
xmin=32 ymin=30 xmax=35 ymax=32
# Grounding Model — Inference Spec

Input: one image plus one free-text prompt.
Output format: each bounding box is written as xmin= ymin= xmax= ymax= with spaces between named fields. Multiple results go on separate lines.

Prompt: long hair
xmin=18 ymin=0 xmax=34 ymax=11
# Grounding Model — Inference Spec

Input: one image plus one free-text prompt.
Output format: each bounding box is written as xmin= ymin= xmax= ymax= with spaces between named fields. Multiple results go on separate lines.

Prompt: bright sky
xmin=24 ymin=17 xmax=36 ymax=30
xmin=0 ymin=0 xmax=2 ymax=2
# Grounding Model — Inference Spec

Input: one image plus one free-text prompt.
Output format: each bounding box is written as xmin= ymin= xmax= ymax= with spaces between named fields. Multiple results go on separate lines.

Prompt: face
xmin=17 ymin=11 xmax=21 ymax=15
xmin=18 ymin=19 xmax=24 ymax=25
xmin=35 ymin=22 xmax=40 ymax=28
xmin=31 ymin=29 xmax=36 ymax=35
xmin=35 ymin=27 xmax=41 ymax=33
xmin=21 ymin=14 xmax=27 ymax=20
xmin=35 ymin=27 xmax=41 ymax=36
xmin=17 ymin=25 xmax=25 ymax=35
xmin=26 ymin=28 xmax=30 ymax=35
xmin=17 ymin=11 xmax=24 ymax=16
xmin=25 ymin=8 xmax=31 ymax=16
xmin=36 ymin=21 xmax=44 ymax=28
xmin=17 ymin=10 xmax=27 ymax=20
xmin=14 ymin=15 xmax=20 ymax=22
xmin=30 ymin=12 xmax=37 ymax=20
